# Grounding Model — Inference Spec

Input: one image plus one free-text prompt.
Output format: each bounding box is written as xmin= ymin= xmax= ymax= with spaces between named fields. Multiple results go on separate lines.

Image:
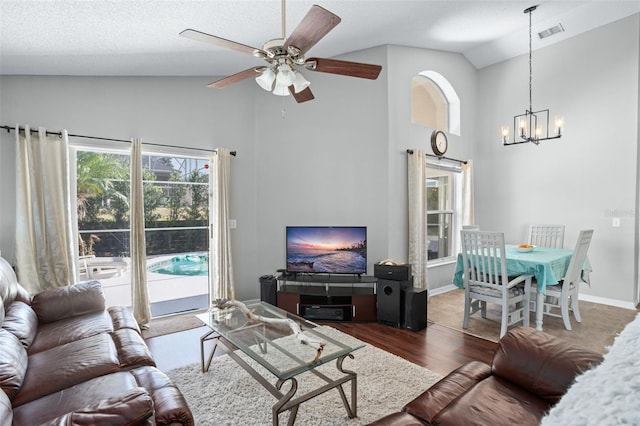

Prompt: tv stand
xmin=276 ymin=274 xmax=377 ymax=322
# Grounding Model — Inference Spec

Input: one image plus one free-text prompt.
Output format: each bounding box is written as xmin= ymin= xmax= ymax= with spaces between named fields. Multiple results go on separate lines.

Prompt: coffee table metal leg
xmin=274 ymin=378 xmax=299 ymax=426
xmin=336 ymin=354 xmax=357 ymax=418
xmin=200 ymin=329 xmax=219 ymax=373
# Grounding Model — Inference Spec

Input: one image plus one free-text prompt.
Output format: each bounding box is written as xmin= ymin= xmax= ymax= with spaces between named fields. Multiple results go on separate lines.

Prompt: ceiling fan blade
xmin=283 ymin=5 xmax=341 ymax=55
xmin=289 ymin=86 xmax=315 ymax=103
xmin=207 ymin=66 xmax=266 ymax=89
xmin=305 ymin=57 xmax=382 ymax=80
xmin=180 ymin=29 xmax=268 ymax=58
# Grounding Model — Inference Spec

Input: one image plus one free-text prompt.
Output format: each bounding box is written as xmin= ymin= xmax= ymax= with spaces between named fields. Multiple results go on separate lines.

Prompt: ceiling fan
xmin=179 ymin=0 xmax=382 ymax=103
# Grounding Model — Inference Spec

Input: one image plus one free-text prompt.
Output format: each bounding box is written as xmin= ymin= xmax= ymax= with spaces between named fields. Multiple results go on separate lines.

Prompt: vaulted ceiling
xmin=1 ymin=0 xmax=639 ymax=77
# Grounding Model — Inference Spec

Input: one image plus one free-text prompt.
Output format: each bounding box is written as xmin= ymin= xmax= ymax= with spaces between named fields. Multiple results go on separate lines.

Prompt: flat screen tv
xmin=286 ymin=226 xmax=367 ymax=274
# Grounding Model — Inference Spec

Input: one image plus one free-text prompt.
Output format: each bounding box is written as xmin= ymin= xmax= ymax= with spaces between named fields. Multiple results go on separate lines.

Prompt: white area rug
xmin=167 ymin=330 xmax=442 ymax=425
xmin=540 ymin=312 xmax=640 ymax=425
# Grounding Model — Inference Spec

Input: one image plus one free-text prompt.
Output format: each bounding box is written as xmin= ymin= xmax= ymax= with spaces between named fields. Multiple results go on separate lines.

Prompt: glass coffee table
xmin=196 ymin=300 xmax=365 ymax=426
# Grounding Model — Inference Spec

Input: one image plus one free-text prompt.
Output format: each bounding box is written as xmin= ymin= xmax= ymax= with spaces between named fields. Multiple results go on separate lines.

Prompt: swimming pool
xmin=147 ymin=253 xmax=209 ymax=276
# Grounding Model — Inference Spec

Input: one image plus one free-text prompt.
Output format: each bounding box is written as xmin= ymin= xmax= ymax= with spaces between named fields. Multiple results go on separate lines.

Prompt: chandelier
xmin=502 ymin=5 xmax=563 ymax=146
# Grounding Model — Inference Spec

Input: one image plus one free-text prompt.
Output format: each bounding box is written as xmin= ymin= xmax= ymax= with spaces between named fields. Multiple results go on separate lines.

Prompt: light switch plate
xmin=612 ymin=217 xmax=621 ymax=227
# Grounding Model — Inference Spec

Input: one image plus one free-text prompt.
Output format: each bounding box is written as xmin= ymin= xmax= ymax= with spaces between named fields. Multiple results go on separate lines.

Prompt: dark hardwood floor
xmin=146 ymin=321 xmax=497 ymax=377
xmin=325 ymin=321 xmax=497 ymax=376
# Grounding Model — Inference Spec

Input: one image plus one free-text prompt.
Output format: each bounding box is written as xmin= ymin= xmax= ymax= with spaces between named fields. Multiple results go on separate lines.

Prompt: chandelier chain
xmin=528 ymin=8 xmax=533 ymax=114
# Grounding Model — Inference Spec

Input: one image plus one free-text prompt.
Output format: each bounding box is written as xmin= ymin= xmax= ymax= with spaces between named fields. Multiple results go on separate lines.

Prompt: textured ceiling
xmin=1 ymin=0 xmax=639 ymax=77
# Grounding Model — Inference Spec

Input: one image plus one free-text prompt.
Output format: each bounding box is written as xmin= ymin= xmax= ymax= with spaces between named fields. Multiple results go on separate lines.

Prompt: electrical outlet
xmin=229 ymin=219 xmax=237 ymax=229
xmin=612 ymin=217 xmax=621 ymax=227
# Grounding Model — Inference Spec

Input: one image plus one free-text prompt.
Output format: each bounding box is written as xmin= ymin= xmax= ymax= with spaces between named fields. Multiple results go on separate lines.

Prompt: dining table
xmin=452 ymin=245 xmax=591 ymax=331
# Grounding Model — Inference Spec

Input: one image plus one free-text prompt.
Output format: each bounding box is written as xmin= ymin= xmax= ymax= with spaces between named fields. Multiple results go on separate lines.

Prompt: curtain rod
xmin=0 ymin=125 xmax=237 ymax=156
xmin=406 ymin=149 xmax=467 ymax=165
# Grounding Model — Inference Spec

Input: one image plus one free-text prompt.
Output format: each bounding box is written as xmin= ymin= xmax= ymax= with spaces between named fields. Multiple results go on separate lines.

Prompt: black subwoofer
xmin=377 ymin=279 xmax=408 ymax=328
xmin=402 ymin=286 xmax=428 ymax=331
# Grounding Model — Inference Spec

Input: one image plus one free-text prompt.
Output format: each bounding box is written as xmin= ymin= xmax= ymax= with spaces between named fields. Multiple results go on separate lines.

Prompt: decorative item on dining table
xmin=515 ymin=243 xmax=536 ymax=253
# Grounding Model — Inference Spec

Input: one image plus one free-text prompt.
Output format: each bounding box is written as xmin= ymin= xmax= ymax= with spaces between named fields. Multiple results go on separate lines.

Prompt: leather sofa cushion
xmin=0 ymin=329 xmax=27 ymax=399
xmin=13 ymin=332 xmax=121 ymax=407
xmin=12 ymin=370 xmax=140 ymax=425
xmin=404 ymin=361 xmax=491 ymax=423
xmin=31 ymin=280 xmax=105 ymax=323
xmin=37 ymin=387 xmax=154 ymax=426
xmin=431 ymin=375 xmax=549 ymax=425
xmin=492 ymin=326 xmax=603 ymax=404
xmin=2 ymin=301 xmax=37 ymax=349
xmin=0 ymin=383 xmax=11 ymax=426
xmin=28 ymin=310 xmax=115 ymax=354
xmin=0 ymin=257 xmax=19 ymax=310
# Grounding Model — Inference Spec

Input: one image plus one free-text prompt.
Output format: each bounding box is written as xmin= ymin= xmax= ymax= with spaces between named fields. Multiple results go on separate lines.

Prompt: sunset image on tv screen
xmin=286 ymin=227 xmax=367 ymax=274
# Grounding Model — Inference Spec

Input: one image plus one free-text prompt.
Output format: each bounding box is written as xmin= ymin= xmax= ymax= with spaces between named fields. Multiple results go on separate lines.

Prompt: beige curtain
xmin=15 ymin=125 xmax=77 ymax=293
xmin=407 ymin=149 xmax=428 ymax=290
xmin=210 ymin=148 xmax=235 ymax=302
xmin=462 ymin=160 xmax=475 ymax=226
xmin=130 ymin=138 xmax=151 ymax=327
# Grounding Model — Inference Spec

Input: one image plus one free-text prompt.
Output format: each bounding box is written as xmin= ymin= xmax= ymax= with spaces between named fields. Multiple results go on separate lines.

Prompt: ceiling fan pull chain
xmin=282 ymin=97 xmax=286 ymax=119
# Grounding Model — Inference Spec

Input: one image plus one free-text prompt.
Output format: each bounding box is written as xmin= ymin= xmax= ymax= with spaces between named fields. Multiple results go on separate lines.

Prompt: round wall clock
xmin=431 ymin=130 xmax=448 ymax=156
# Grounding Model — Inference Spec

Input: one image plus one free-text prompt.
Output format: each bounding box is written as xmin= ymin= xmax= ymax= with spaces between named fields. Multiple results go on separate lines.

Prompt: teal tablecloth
xmin=453 ymin=246 xmax=581 ymax=294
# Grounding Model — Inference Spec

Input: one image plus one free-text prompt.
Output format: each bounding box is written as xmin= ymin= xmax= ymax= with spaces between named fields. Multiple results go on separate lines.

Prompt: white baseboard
xmin=578 ymin=293 xmax=637 ymax=310
xmin=428 ymin=284 xmax=458 ymax=297
xmin=430 ymin=283 xmax=637 ymax=310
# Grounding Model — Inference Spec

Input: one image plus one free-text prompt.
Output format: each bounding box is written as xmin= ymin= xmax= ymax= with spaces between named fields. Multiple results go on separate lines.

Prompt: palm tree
xmin=76 ymin=151 xmax=128 ymax=221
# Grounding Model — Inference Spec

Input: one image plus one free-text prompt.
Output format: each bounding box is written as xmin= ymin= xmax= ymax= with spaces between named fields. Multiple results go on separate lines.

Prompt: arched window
xmin=411 ymin=71 xmax=460 ymax=136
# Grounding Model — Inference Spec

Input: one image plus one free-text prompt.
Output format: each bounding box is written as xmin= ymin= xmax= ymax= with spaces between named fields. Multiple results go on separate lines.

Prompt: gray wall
xmin=475 ymin=14 xmax=640 ymax=306
xmin=0 ymin=76 xmax=260 ymax=299
xmin=1 ymin=14 xmax=639 ymax=307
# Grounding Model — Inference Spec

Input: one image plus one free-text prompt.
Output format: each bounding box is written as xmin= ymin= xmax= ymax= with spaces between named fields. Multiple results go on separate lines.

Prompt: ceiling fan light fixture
xmin=255 ymin=67 xmax=276 ymax=91
xmin=276 ymin=64 xmax=295 ymax=86
xmin=272 ymin=77 xmax=291 ymax=96
xmin=292 ymin=71 xmax=310 ymax=93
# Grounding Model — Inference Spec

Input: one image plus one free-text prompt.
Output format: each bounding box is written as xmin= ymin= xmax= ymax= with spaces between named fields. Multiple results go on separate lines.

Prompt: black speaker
xmin=401 ymin=286 xmax=428 ymax=331
xmin=259 ymin=275 xmax=277 ymax=306
xmin=377 ymin=279 xmax=408 ymax=327
xmin=374 ymin=263 xmax=412 ymax=281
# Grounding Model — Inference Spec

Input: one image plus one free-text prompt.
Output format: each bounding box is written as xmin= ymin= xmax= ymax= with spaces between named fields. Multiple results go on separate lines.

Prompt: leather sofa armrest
xmin=130 ymin=366 xmax=195 ymax=426
xmin=403 ymin=361 xmax=492 ymax=423
xmin=37 ymin=387 xmax=153 ymax=426
xmin=366 ymin=411 xmax=428 ymax=425
xmin=492 ymin=326 xmax=603 ymax=404
xmin=31 ymin=281 xmax=106 ymax=323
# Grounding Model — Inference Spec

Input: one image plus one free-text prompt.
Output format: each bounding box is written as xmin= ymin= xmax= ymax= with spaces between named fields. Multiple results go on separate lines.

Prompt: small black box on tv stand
xmin=374 ymin=263 xmax=412 ymax=281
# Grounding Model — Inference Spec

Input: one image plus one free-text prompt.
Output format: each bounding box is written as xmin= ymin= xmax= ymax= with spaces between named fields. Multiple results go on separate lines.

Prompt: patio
xmin=89 ymin=255 xmax=209 ymax=317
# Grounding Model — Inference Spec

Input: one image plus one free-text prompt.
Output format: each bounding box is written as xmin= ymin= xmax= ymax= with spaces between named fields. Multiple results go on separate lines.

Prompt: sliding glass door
xmin=74 ymin=146 xmax=211 ymax=316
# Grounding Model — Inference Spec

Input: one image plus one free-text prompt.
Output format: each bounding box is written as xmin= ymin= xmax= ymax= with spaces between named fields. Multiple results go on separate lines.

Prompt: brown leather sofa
xmin=367 ymin=326 xmax=603 ymax=426
xmin=0 ymin=257 xmax=194 ymax=425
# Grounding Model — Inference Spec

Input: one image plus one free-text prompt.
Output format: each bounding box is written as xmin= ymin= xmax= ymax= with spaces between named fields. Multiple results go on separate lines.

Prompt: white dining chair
xmin=527 ymin=224 xmax=565 ymax=248
xmin=531 ymin=229 xmax=594 ymax=330
xmin=460 ymin=230 xmax=532 ymax=338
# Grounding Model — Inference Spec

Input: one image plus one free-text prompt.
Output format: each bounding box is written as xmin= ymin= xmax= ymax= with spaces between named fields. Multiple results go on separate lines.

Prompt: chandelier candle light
xmin=502 ymin=5 xmax=563 ymax=146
